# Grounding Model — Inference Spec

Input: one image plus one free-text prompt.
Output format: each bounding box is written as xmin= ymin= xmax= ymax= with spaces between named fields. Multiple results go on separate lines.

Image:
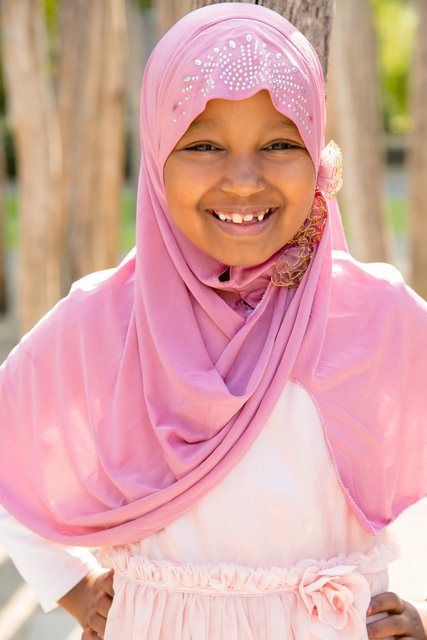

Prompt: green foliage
xmin=387 ymin=195 xmax=408 ymax=235
xmin=44 ymin=0 xmax=58 ymax=34
xmin=120 ymin=185 xmax=137 ymax=251
xmin=137 ymin=0 xmax=152 ymax=9
xmin=371 ymin=0 xmax=417 ymax=133
xmin=4 ymin=184 xmax=18 ymax=249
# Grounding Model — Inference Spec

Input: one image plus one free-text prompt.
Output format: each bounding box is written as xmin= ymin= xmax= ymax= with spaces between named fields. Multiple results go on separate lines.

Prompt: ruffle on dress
xmin=99 ymin=544 xmax=397 ymax=639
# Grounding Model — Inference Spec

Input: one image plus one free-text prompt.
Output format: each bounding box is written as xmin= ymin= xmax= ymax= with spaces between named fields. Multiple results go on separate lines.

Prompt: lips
xmin=209 ymin=208 xmax=275 ymax=224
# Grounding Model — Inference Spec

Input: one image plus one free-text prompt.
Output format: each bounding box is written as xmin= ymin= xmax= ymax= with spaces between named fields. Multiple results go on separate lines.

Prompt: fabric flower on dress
xmin=298 ymin=564 xmax=371 ymax=640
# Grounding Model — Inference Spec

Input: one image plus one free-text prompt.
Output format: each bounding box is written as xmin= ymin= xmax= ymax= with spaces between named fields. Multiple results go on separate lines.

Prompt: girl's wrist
xmin=57 ymin=569 xmax=106 ymax=627
xmin=415 ymin=601 xmax=427 ymax=636
xmin=407 ymin=601 xmax=427 ymax=638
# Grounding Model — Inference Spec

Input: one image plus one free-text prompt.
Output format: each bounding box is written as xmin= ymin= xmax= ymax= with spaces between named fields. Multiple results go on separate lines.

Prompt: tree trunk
xmin=125 ymin=0 xmax=158 ymax=190
xmin=1 ymin=0 xmax=64 ymax=333
xmin=0 ymin=133 xmax=7 ymax=313
xmin=56 ymin=1 xmax=81 ymax=290
xmin=58 ymin=0 xmax=126 ymax=286
xmin=92 ymin=0 xmax=126 ymax=272
xmin=126 ymin=0 xmax=146 ymax=189
xmin=326 ymin=0 xmax=389 ymax=263
xmin=191 ymin=0 xmax=334 ymax=77
xmin=409 ymin=0 xmax=427 ymax=298
xmin=154 ymin=0 xmax=193 ymax=36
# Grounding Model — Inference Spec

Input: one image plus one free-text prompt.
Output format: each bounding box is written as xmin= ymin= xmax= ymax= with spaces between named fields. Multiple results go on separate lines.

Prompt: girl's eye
xmin=263 ymin=141 xmax=300 ymax=151
xmin=185 ymin=143 xmax=220 ymax=152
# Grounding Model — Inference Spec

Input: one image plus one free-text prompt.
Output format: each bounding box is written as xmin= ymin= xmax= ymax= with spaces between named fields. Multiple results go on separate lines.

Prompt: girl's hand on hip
xmin=367 ymin=592 xmax=427 ymax=639
xmin=57 ymin=568 xmax=114 ymax=638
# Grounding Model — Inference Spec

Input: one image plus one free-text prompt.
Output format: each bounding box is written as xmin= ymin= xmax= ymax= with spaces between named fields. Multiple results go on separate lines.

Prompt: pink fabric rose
xmin=299 ymin=564 xmax=370 ymax=639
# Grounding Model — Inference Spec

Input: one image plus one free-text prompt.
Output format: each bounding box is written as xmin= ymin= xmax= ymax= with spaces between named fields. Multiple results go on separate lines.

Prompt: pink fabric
xmin=99 ymin=546 xmax=395 ymax=640
xmin=0 ymin=3 xmax=426 ymax=545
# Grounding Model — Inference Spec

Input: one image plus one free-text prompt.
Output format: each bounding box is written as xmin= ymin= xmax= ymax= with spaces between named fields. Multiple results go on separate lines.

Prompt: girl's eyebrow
xmin=181 ymin=118 xmax=300 ymax=139
xmin=267 ymin=120 xmax=300 ymax=132
xmin=180 ymin=119 xmax=220 ymax=138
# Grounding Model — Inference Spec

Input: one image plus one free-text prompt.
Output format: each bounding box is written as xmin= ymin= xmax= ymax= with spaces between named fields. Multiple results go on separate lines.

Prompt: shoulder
xmin=4 ymin=252 xmax=136 ymax=372
xmin=330 ymin=250 xmax=426 ymax=318
xmin=322 ymin=253 xmax=427 ymax=528
xmin=316 ymin=251 xmax=427 ymax=376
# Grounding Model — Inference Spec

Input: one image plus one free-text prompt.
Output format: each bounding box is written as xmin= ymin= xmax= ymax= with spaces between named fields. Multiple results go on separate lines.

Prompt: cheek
xmin=290 ymin=161 xmax=317 ymax=207
xmin=163 ymin=162 xmax=204 ymax=238
xmin=163 ymin=159 xmax=176 ymax=203
xmin=163 ymin=161 xmax=188 ymax=221
xmin=272 ymin=160 xmax=316 ymax=210
xmin=164 ymin=166 xmax=215 ymax=232
xmin=164 ymin=158 xmax=200 ymax=203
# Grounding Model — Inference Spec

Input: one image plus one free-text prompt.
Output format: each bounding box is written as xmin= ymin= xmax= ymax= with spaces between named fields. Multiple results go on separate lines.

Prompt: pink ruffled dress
xmin=99 ymin=382 xmax=397 ymax=639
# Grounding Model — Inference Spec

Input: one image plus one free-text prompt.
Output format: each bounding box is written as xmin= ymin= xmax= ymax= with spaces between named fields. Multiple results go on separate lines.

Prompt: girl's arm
xmin=0 ymin=505 xmax=114 ymax=635
xmin=0 ymin=504 xmax=102 ymax=612
xmin=58 ymin=569 xmax=114 ymax=637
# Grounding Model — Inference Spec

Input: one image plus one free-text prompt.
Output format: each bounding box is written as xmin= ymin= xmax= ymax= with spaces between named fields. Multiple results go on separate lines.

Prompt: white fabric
xmin=0 ymin=506 xmax=101 ymax=611
xmin=0 ymin=381 xmax=393 ymax=625
xmin=125 ymin=381 xmax=389 ymax=569
xmin=96 ymin=381 xmax=395 ymax=639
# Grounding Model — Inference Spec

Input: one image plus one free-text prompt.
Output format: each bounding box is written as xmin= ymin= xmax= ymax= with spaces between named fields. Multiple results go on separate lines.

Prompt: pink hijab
xmin=0 ymin=4 xmax=426 ymax=545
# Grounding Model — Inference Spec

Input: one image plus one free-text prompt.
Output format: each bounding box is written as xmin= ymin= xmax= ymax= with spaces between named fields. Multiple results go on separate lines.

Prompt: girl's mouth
xmin=209 ymin=208 xmax=275 ymax=225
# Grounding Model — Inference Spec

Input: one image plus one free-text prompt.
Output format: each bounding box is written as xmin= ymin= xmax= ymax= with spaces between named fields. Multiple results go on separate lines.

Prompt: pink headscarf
xmin=0 ymin=4 xmax=426 ymax=545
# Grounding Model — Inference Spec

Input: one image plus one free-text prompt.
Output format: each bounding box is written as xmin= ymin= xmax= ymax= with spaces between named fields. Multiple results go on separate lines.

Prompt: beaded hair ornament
xmin=272 ymin=141 xmax=343 ymax=288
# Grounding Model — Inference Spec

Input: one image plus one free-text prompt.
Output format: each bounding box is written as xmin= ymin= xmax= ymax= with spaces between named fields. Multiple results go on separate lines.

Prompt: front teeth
xmin=214 ymin=208 xmax=270 ymax=224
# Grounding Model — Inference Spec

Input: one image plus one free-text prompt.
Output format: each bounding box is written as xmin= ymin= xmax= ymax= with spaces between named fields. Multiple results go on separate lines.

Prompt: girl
xmin=0 ymin=3 xmax=426 ymax=639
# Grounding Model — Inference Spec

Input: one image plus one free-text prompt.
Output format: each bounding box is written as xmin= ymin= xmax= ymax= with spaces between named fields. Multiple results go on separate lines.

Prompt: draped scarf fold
xmin=0 ymin=3 xmax=426 ymax=545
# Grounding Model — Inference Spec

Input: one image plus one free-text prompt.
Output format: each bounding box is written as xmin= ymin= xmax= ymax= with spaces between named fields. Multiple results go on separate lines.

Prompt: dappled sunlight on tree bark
xmin=1 ymin=0 xmax=64 ymax=334
xmin=409 ymin=0 xmax=427 ymax=298
xmin=326 ymin=0 xmax=390 ymax=263
xmin=0 ymin=0 xmax=126 ymax=334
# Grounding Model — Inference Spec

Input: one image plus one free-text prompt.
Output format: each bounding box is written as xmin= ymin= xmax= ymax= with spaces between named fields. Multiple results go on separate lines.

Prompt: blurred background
xmin=0 ymin=0 xmax=426 ymax=638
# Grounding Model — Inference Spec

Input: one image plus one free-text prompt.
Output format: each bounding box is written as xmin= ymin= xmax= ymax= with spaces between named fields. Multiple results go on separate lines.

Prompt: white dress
xmin=96 ymin=381 xmax=396 ymax=639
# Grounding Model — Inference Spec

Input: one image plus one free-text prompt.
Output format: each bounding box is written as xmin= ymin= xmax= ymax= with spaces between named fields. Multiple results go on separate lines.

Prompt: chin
xmin=217 ymin=251 xmax=278 ymax=268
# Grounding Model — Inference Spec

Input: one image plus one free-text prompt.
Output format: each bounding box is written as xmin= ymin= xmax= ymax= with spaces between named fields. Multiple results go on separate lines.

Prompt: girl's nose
xmin=220 ymin=155 xmax=266 ymax=197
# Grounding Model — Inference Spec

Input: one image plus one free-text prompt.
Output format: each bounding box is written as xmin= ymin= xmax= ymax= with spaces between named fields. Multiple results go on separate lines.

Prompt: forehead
xmin=183 ymin=90 xmax=303 ymax=138
xmin=147 ymin=15 xmax=323 ymax=168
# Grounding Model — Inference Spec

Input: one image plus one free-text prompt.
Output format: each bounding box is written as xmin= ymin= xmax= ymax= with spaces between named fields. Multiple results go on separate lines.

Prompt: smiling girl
xmin=0 ymin=4 xmax=426 ymax=639
xmin=164 ymin=91 xmax=316 ymax=268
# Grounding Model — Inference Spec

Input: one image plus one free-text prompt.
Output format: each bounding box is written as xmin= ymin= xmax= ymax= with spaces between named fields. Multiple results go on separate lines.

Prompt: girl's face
xmin=164 ymin=90 xmax=316 ymax=267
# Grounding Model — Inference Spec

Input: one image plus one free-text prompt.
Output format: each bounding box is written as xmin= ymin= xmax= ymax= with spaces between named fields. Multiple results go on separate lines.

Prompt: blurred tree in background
xmin=327 ymin=0 xmax=390 ymax=263
xmin=372 ymin=0 xmax=416 ymax=135
xmin=409 ymin=0 xmax=427 ymax=297
xmin=1 ymin=0 xmax=126 ymax=333
xmin=1 ymin=0 xmax=64 ymax=333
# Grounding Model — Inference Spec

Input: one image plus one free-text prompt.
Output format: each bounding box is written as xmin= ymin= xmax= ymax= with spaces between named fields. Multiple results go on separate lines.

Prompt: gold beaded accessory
xmin=271 ymin=191 xmax=327 ymax=288
xmin=316 ymin=140 xmax=343 ymax=200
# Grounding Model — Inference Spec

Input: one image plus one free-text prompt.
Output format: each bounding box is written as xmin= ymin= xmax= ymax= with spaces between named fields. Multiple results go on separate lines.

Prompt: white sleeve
xmin=0 ymin=504 xmax=103 ymax=612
